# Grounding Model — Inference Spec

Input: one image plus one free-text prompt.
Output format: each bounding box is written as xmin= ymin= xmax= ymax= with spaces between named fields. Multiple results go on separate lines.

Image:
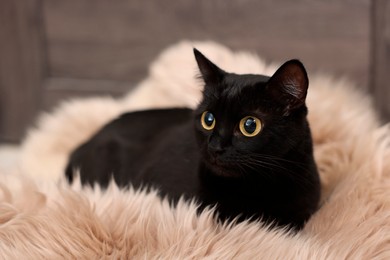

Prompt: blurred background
xmin=0 ymin=0 xmax=389 ymax=145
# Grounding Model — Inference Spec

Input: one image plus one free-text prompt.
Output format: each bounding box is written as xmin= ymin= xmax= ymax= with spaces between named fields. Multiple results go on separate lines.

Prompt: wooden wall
xmin=44 ymin=0 xmax=371 ymax=85
xmin=0 ymin=0 xmax=378 ymax=142
xmin=371 ymin=0 xmax=390 ymax=121
xmin=0 ymin=0 xmax=46 ymax=142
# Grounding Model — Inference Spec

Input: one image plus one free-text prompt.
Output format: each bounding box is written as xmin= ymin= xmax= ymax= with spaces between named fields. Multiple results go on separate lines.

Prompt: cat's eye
xmin=201 ymin=111 xmax=215 ymax=130
xmin=239 ymin=116 xmax=262 ymax=137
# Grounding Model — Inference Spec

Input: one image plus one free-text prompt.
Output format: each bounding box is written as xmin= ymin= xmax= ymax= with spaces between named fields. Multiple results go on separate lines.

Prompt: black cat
xmin=66 ymin=49 xmax=320 ymax=230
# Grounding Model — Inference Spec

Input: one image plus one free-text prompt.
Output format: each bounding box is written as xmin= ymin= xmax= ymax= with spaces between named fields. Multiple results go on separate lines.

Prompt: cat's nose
xmin=209 ymin=144 xmax=225 ymax=156
xmin=208 ymin=131 xmax=231 ymax=156
xmin=208 ymin=137 xmax=225 ymax=156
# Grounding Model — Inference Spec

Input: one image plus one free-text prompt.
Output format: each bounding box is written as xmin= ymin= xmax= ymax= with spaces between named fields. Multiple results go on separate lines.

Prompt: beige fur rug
xmin=1 ymin=41 xmax=390 ymax=258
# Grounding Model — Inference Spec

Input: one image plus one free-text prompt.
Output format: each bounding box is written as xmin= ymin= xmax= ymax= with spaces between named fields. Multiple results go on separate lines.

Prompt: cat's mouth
xmin=203 ymin=156 xmax=242 ymax=178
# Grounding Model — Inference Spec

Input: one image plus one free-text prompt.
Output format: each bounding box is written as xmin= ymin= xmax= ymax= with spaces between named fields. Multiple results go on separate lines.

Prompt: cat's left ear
xmin=193 ymin=48 xmax=225 ymax=85
xmin=266 ymin=60 xmax=309 ymax=115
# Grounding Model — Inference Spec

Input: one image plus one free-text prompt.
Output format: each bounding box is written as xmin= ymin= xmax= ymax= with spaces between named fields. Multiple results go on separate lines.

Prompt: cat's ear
xmin=194 ymin=48 xmax=225 ymax=85
xmin=266 ymin=60 xmax=309 ymax=115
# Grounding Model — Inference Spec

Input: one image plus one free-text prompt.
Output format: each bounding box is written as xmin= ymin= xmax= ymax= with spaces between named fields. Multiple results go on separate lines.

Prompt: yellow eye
xmin=239 ymin=116 xmax=262 ymax=137
xmin=201 ymin=111 xmax=215 ymax=130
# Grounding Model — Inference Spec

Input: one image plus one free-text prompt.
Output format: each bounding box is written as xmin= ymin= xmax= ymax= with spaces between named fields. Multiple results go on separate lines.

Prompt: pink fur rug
xmin=1 ymin=41 xmax=389 ymax=258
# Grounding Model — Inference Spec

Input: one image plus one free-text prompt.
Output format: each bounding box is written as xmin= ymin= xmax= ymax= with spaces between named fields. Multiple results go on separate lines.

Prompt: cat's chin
xmin=202 ymin=160 xmax=243 ymax=178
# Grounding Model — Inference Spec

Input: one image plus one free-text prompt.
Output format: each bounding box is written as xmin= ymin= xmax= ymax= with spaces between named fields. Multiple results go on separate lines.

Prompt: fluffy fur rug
xmin=1 ymin=41 xmax=389 ymax=258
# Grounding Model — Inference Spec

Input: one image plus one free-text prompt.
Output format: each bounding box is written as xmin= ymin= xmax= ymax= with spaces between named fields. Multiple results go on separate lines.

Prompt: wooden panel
xmin=371 ymin=0 xmax=390 ymax=121
xmin=44 ymin=0 xmax=370 ymax=87
xmin=43 ymin=78 xmax=130 ymax=109
xmin=0 ymin=0 xmax=374 ymax=143
xmin=0 ymin=0 xmax=46 ymax=142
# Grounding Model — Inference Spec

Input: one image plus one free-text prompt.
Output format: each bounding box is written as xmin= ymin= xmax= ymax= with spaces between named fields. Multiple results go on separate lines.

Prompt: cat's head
xmin=193 ymin=48 xmax=311 ymax=178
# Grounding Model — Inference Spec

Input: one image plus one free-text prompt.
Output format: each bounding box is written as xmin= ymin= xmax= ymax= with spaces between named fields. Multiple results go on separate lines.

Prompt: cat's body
xmin=66 ymin=50 xmax=321 ymax=229
xmin=68 ymin=108 xmax=199 ymax=197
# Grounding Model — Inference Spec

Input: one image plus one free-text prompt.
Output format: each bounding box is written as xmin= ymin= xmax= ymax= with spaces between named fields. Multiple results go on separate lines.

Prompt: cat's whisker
xmin=237 ymin=154 xmax=315 ymax=188
xmin=249 ymin=153 xmax=309 ymax=167
xmin=234 ymin=158 xmax=279 ymax=180
xmin=242 ymin=156 xmax=290 ymax=171
xmin=235 ymin=157 xmax=316 ymax=193
xmin=247 ymin=153 xmax=311 ymax=173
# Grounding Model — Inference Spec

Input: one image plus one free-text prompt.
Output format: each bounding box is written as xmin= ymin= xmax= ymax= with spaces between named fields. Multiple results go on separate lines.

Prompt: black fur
xmin=66 ymin=49 xmax=320 ymax=230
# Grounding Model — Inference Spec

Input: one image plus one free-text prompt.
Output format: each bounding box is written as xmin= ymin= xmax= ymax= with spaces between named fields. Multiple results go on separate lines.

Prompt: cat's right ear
xmin=266 ymin=60 xmax=309 ymax=115
xmin=193 ymin=48 xmax=225 ymax=85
